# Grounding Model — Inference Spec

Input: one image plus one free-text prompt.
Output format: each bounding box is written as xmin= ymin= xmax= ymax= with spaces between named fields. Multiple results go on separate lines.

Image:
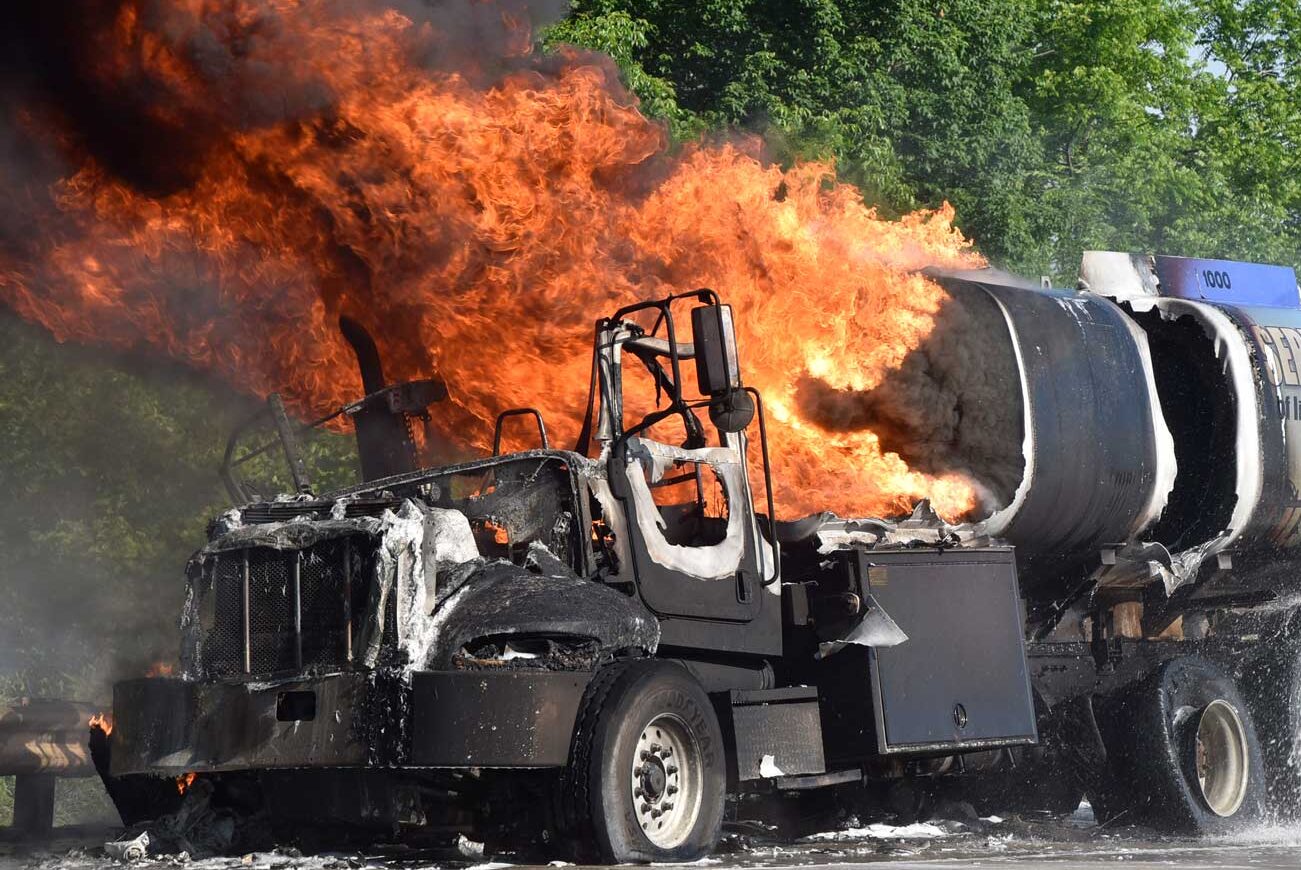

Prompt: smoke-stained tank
xmin=925 ymin=255 xmax=1301 ymax=605
xmin=920 ymin=271 xmax=1177 ymax=601
xmin=790 ymin=254 xmax=1300 ymax=607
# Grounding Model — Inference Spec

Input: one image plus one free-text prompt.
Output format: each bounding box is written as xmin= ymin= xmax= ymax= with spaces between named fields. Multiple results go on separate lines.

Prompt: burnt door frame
xmin=607 ymin=436 xmax=764 ymax=624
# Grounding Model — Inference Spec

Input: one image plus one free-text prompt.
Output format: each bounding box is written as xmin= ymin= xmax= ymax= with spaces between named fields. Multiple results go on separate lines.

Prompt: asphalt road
xmin=3 ymin=806 xmax=1301 ymax=869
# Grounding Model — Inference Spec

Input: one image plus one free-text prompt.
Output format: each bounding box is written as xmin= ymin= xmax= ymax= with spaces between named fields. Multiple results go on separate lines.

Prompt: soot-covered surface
xmin=8 ymin=804 xmax=1301 ymax=869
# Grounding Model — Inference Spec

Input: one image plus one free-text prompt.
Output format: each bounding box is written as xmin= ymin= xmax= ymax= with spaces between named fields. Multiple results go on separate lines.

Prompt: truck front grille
xmin=200 ymin=538 xmax=364 ymax=676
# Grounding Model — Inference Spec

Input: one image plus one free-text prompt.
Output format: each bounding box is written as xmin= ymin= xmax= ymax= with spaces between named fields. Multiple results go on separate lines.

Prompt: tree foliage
xmin=0 ymin=314 xmax=360 ymax=700
xmin=549 ymin=0 xmax=1301 ymax=280
xmin=0 ymin=314 xmax=243 ymax=698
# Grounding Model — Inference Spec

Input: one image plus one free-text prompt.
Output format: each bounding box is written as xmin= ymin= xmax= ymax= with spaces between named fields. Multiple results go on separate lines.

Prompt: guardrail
xmin=0 ymin=699 xmax=99 ymax=836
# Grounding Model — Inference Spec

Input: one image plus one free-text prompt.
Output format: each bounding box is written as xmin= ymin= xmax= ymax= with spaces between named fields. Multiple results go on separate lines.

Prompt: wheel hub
xmin=1194 ymin=699 xmax=1250 ymax=818
xmin=640 ymin=757 xmax=667 ymax=799
xmin=631 ymin=713 xmax=703 ymax=849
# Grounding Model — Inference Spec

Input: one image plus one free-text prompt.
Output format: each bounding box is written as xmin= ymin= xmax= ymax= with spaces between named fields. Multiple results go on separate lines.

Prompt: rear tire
xmin=560 ymin=660 xmax=726 ymax=863
xmin=1093 ymin=656 xmax=1265 ymax=833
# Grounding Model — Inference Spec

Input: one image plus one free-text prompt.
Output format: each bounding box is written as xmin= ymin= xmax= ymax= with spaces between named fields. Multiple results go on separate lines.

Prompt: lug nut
xmin=651 ymin=808 xmax=662 ymax=818
xmin=666 ymin=765 xmax=678 ymax=774
xmin=667 ymin=785 xmax=678 ymax=795
xmin=634 ymin=765 xmax=643 ymax=776
xmin=640 ymin=803 xmax=651 ymax=814
xmin=662 ymin=747 xmax=672 ymax=757
xmin=650 ymin=742 xmax=662 ymax=752
xmin=640 ymin=750 xmax=650 ymax=760
xmin=634 ymin=787 xmax=644 ymax=798
xmin=662 ymin=802 xmax=674 ymax=811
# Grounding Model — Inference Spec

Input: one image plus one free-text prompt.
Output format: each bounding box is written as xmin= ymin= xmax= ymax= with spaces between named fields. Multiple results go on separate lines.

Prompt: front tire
xmin=561 ymin=660 xmax=726 ymax=863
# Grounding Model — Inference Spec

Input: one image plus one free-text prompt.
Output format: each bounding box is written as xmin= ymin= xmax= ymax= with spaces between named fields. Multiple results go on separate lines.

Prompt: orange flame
xmin=146 ymin=661 xmax=176 ymax=677
xmin=176 ymin=772 xmax=197 ymax=795
xmin=0 ymin=1 xmax=982 ymax=519
xmin=89 ymin=713 xmax=114 ymax=736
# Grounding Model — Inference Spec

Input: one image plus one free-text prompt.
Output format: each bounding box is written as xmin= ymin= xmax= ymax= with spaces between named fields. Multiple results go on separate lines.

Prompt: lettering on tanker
xmin=1262 ymin=326 xmax=1301 ymax=386
xmin=1253 ymin=325 xmax=1283 ymax=385
xmin=1285 ymin=328 xmax=1301 ymax=388
xmin=1251 ymin=323 xmax=1301 ymax=546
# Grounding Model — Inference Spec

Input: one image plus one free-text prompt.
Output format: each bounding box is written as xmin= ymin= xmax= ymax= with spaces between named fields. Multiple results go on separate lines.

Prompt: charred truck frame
xmin=105 ymin=257 xmax=1301 ymax=860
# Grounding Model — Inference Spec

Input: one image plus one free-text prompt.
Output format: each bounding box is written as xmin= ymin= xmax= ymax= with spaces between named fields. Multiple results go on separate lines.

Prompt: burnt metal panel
xmin=606 ymin=437 xmax=765 ymax=628
xmin=110 ymin=678 xmax=194 ymax=776
xmin=655 ymin=595 xmax=782 ymax=657
xmin=1215 ymin=305 xmax=1301 ymax=556
xmin=865 ymin=548 xmax=1036 ymax=754
xmin=423 ymin=563 xmax=659 ymax=670
xmin=718 ymin=686 xmax=825 ymax=782
xmin=111 ymin=675 xmax=366 ymax=776
xmin=942 ymin=279 xmax=1162 ymax=569
xmin=410 ymin=670 xmax=591 ymax=767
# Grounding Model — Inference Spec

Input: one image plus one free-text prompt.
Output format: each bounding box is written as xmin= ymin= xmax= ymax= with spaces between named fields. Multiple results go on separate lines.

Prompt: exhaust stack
xmin=339 ymin=316 xmax=426 ymax=482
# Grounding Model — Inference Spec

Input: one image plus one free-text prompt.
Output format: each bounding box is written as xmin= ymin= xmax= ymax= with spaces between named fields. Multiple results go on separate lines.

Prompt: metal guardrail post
xmin=12 ymin=773 xmax=55 ymax=836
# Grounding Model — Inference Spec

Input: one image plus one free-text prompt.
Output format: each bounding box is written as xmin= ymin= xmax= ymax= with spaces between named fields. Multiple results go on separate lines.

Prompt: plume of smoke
xmin=1 ymin=0 xmax=571 ymax=194
xmin=796 ymin=281 xmax=1025 ymax=514
xmin=0 ymin=0 xmax=579 ymax=697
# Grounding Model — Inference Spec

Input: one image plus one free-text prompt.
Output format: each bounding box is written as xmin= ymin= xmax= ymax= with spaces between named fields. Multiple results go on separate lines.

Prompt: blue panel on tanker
xmin=1154 ymin=256 xmax=1299 ymax=309
xmin=957 ymin=280 xmax=1162 ymax=560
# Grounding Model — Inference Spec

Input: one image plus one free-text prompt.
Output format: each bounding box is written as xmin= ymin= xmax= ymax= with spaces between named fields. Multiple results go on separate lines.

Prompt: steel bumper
xmin=110 ymin=669 xmax=591 ymax=776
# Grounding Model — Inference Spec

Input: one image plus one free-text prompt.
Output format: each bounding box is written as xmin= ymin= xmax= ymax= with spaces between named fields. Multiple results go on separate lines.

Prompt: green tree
xmin=549 ymin=0 xmax=1301 ymax=280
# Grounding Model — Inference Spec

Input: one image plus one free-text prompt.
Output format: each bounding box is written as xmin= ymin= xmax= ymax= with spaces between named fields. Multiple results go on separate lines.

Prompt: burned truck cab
xmin=112 ymin=450 xmax=655 ymax=758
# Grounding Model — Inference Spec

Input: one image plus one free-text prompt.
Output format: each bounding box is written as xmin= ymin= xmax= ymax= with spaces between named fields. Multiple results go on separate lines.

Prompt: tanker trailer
xmin=923 ymin=257 xmax=1301 ymax=620
xmin=1076 ymin=252 xmax=1301 ymax=815
xmin=863 ymin=261 xmax=1301 ymax=830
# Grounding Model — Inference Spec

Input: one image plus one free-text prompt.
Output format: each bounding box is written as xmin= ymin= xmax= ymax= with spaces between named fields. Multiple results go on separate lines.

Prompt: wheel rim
xmin=630 ymin=712 xmax=703 ymax=849
xmin=1193 ymin=699 xmax=1250 ymax=817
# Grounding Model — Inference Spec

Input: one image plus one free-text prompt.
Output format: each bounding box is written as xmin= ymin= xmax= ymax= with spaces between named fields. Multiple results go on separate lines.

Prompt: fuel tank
xmin=864 ymin=256 xmax=1301 ymax=605
xmin=921 ymin=272 xmax=1175 ymax=599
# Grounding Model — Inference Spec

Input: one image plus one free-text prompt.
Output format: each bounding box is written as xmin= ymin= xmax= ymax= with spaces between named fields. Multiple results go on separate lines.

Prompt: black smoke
xmin=796 ymin=276 xmax=1027 ymax=513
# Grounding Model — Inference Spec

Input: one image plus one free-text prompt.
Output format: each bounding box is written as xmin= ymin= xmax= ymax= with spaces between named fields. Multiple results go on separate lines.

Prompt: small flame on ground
xmin=89 ymin=713 xmax=114 ymax=736
xmin=176 ymin=772 xmax=197 ymax=795
xmin=146 ymin=661 xmax=177 ymax=677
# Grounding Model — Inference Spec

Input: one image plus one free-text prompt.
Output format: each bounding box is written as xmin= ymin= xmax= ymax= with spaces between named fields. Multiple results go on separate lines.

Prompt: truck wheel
xmin=561 ymin=660 xmax=725 ymax=863
xmin=1095 ymin=656 xmax=1265 ymax=833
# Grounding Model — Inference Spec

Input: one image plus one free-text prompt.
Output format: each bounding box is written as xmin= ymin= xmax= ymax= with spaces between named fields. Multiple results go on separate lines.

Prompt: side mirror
xmin=691 ymin=304 xmax=753 ymax=433
xmin=691 ymin=303 xmax=742 ymax=395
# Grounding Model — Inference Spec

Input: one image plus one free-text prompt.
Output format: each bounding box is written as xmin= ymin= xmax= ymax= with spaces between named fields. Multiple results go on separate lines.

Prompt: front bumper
xmin=110 ymin=670 xmax=591 ymax=776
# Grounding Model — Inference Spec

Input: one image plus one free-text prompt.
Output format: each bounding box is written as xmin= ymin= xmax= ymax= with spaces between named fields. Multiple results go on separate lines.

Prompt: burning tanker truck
xmin=99 ymin=251 xmax=1301 ymax=860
